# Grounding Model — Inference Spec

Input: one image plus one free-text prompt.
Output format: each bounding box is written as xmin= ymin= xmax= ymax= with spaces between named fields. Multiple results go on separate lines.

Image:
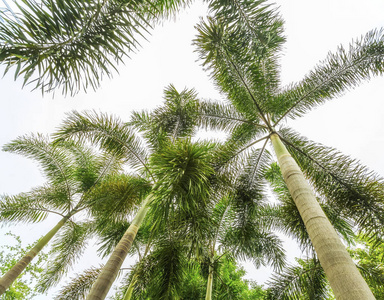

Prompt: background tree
xmin=0 ymin=233 xmax=47 ymax=300
xmin=53 ymin=86 xmax=219 ymax=299
xmin=0 ymin=135 xmax=144 ymax=295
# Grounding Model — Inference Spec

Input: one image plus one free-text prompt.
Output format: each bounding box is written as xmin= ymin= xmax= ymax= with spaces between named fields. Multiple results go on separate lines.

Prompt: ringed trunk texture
xmin=86 ymin=195 xmax=153 ymax=300
xmin=270 ymin=133 xmax=374 ymax=300
xmin=205 ymin=261 xmax=214 ymax=300
xmin=0 ymin=215 xmax=69 ymax=295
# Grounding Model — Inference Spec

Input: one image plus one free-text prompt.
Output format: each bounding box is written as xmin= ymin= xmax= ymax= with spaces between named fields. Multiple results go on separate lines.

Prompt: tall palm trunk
xmin=0 ymin=215 xmax=70 ymax=295
xmin=270 ymin=133 xmax=374 ymax=300
xmin=205 ymin=260 xmax=214 ymax=300
xmin=122 ymin=273 xmax=137 ymax=300
xmin=86 ymin=194 xmax=153 ymax=300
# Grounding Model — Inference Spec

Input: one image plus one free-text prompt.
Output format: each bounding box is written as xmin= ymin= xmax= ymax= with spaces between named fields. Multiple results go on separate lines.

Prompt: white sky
xmin=1 ymin=0 xmax=384 ymax=298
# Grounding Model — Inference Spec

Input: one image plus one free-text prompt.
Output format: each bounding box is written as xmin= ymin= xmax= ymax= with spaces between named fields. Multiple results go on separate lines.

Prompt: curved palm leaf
xmin=130 ymin=84 xmax=200 ymax=149
xmin=37 ymin=221 xmax=94 ymax=292
xmin=54 ymin=110 xmax=152 ymax=178
xmin=55 ymin=266 xmax=103 ymax=300
xmin=0 ymin=0 xmax=189 ymax=95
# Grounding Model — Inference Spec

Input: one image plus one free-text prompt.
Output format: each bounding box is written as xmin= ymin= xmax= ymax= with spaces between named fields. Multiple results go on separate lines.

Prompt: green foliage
xmin=350 ymin=236 xmax=384 ymax=299
xmin=130 ymin=84 xmax=200 ymax=150
xmin=266 ymin=257 xmax=329 ymax=300
xmin=0 ymin=0 xmax=189 ymax=95
xmin=116 ymin=255 xmax=266 ymax=300
xmin=0 ymin=233 xmax=47 ymax=299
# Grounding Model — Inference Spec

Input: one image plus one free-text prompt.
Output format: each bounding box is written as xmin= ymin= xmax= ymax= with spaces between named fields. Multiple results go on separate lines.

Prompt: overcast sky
xmin=1 ymin=0 xmax=384 ymax=298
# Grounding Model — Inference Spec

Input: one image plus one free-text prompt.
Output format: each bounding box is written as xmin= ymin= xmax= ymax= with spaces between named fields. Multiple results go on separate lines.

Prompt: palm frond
xmin=194 ymin=0 xmax=285 ymax=122
xmin=197 ymin=99 xmax=267 ymax=135
xmin=84 ymin=173 xmax=151 ymax=222
xmin=0 ymin=193 xmax=49 ymax=224
xmin=2 ymin=133 xmax=76 ymax=193
xmin=223 ymin=224 xmax=285 ymax=271
xmin=267 ymin=258 xmax=329 ymax=300
xmin=0 ymin=0 xmax=188 ymax=95
xmin=273 ymin=28 xmax=384 ymax=123
xmin=150 ymin=139 xmax=215 ymax=226
xmin=55 ymin=266 xmax=102 ymax=300
xmin=53 ymin=111 xmax=151 ymax=176
xmin=279 ymin=127 xmax=384 ymax=237
xmin=37 ymin=221 xmax=94 ymax=292
xmin=130 ymin=84 xmax=200 ymax=149
xmin=0 ymin=184 xmax=72 ymax=224
xmin=145 ymin=236 xmax=187 ymax=300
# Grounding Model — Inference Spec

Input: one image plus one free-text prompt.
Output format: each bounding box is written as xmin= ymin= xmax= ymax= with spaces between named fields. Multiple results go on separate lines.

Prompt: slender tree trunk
xmin=270 ymin=133 xmax=375 ymax=300
xmin=205 ymin=258 xmax=214 ymax=300
xmin=86 ymin=194 xmax=153 ymax=300
xmin=0 ymin=215 xmax=70 ymax=295
xmin=122 ymin=274 xmax=137 ymax=300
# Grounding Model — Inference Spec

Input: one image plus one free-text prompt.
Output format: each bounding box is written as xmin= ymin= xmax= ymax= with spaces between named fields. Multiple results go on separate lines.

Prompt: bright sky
xmin=1 ymin=0 xmax=384 ymax=298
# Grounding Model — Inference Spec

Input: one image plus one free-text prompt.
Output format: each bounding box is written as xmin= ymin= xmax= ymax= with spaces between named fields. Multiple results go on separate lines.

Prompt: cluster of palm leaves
xmin=1 ymin=0 xmax=384 ymax=299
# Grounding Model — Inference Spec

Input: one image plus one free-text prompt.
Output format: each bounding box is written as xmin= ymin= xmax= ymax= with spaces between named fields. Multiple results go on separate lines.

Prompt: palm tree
xmin=192 ymin=0 xmax=384 ymax=298
xmin=0 ymin=134 xmax=144 ymax=295
xmin=53 ymin=85 xmax=217 ymax=299
xmin=0 ymin=0 xmax=189 ymax=95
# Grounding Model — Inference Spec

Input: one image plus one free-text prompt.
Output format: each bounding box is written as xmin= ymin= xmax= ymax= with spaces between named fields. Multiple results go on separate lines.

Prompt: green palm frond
xmin=223 ymin=224 xmax=285 ymax=271
xmin=130 ymin=84 xmax=200 ymax=149
xmin=0 ymin=0 xmax=188 ymax=95
xmin=55 ymin=266 xmax=102 ymax=300
xmin=267 ymin=258 xmax=329 ymax=300
xmin=53 ymin=110 xmax=151 ymax=176
xmin=37 ymin=221 xmax=94 ymax=292
xmin=2 ymin=133 xmax=76 ymax=191
xmin=279 ymin=128 xmax=384 ymax=237
xmin=149 ymin=139 xmax=215 ymax=231
xmin=208 ymin=0 xmax=285 ymax=55
xmin=0 ymin=193 xmax=49 ymax=224
xmin=194 ymin=0 xmax=284 ymax=121
xmin=194 ymin=17 xmax=265 ymax=119
xmin=84 ymin=174 xmax=151 ymax=222
xmin=0 ymin=183 xmax=73 ymax=224
xmin=145 ymin=236 xmax=187 ymax=300
xmin=60 ymin=140 xmax=125 ymax=193
xmin=273 ymin=29 xmax=384 ymax=123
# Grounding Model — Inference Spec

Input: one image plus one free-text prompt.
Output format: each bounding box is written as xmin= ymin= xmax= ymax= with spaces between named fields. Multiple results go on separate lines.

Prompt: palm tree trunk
xmin=0 ymin=215 xmax=70 ymax=295
xmin=205 ymin=259 xmax=214 ymax=300
xmin=86 ymin=194 xmax=153 ymax=300
xmin=122 ymin=274 xmax=137 ymax=300
xmin=270 ymin=133 xmax=374 ymax=300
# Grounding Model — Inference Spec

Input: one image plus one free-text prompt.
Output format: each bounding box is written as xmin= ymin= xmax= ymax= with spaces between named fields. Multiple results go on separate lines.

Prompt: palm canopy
xmin=52 ymin=86 xmax=224 ymax=299
xmin=0 ymin=0 xmax=189 ymax=95
xmin=193 ymin=0 xmax=384 ymax=239
xmin=0 ymin=134 xmax=148 ymax=294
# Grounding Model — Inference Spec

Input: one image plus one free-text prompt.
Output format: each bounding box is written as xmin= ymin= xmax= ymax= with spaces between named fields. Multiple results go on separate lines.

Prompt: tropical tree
xmin=0 ymin=0 xmax=189 ymax=95
xmin=192 ymin=0 xmax=384 ymax=298
xmin=0 ymin=135 xmax=143 ymax=295
xmin=53 ymin=85 xmax=218 ymax=299
xmin=266 ymin=237 xmax=384 ymax=300
xmin=0 ymin=232 xmax=48 ymax=299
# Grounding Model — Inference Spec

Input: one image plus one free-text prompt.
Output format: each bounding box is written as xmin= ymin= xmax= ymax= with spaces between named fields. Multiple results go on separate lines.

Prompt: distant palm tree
xmin=53 ymin=85 xmax=217 ymax=299
xmin=193 ymin=0 xmax=384 ymax=298
xmin=0 ymin=135 xmax=144 ymax=295
xmin=0 ymin=0 xmax=189 ymax=95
